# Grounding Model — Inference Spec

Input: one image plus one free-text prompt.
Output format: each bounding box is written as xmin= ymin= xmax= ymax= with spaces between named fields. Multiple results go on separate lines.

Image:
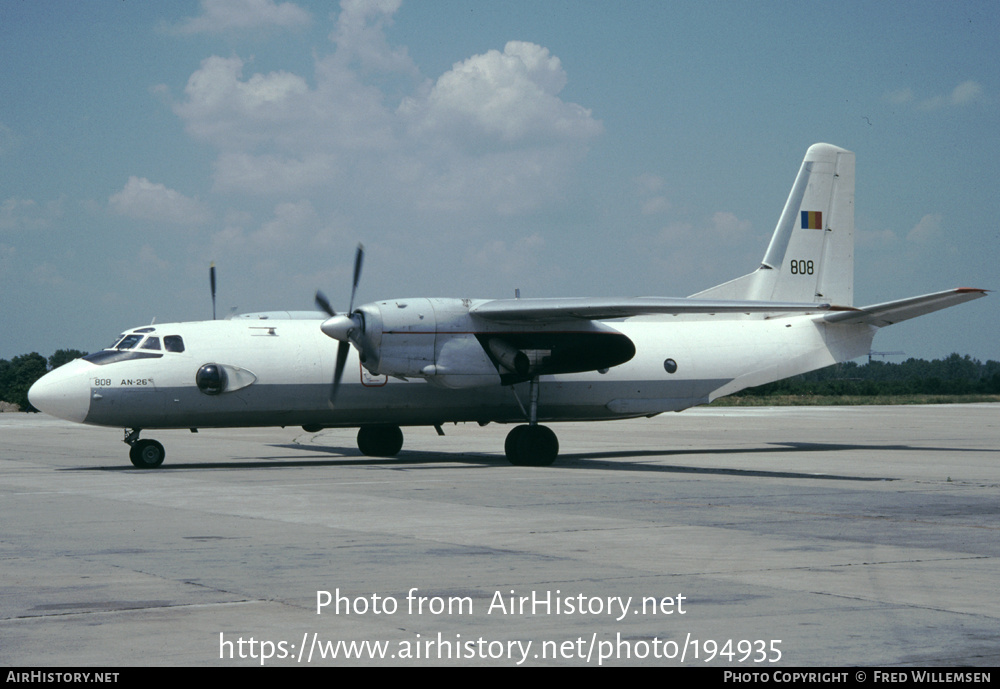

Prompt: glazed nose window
xmin=196 ymin=363 xmax=227 ymax=395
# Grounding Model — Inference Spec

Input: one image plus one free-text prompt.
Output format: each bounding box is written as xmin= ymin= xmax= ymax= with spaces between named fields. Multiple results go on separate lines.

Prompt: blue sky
xmin=2 ymin=0 xmax=996 ymax=362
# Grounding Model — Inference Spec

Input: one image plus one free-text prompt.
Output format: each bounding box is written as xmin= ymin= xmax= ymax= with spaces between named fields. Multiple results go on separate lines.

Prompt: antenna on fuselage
xmin=210 ymin=262 xmax=217 ymax=320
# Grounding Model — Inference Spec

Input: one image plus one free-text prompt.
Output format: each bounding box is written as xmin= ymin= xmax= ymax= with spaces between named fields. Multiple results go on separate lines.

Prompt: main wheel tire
xmin=129 ymin=439 xmax=166 ymax=468
xmin=505 ymin=425 xmax=558 ymax=466
xmin=504 ymin=425 xmax=529 ymax=464
xmin=357 ymin=425 xmax=404 ymax=457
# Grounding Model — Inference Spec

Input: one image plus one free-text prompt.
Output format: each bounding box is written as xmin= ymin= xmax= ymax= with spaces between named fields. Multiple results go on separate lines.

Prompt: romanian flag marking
xmin=801 ymin=210 xmax=822 ymax=229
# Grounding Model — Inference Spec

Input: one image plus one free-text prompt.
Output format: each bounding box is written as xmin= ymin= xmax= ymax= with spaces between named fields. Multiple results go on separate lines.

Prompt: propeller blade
xmin=315 ymin=291 xmax=336 ymax=317
xmin=330 ymin=340 xmax=350 ymax=406
xmin=319 ymin=243 xmax=365 ymax=405
xmin=348 ymin=244 xmax=364 ymax=313
xmin=210 ymin=263 xmax=217 ymax=321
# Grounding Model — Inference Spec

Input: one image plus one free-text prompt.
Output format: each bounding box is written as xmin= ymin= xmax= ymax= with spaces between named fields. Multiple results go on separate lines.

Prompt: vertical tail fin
xmin=692 ymin=143 xmax=855 ymax=306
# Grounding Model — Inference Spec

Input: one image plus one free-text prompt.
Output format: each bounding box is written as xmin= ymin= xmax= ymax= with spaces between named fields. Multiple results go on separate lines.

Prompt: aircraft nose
xmin=28 ymin=359 xmax=93 ymax=423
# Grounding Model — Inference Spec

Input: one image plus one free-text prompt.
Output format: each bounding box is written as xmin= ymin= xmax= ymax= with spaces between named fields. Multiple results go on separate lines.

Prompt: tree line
xmin=733 ymin=354 xmax=1000 ymax=398
xmin=1 ymin=351 xmax=998 ymax=412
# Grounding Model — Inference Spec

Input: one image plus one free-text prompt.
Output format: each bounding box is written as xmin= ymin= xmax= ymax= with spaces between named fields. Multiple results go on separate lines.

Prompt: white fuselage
xmin=28 ymin=310 xmax=875 ymax=431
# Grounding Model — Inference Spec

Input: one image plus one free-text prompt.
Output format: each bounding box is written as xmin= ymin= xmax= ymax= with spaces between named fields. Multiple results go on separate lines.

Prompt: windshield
xmin=112 ymin=334 xmax=144 ymax=350
xmin=104 ymin=332 xmax=185 ymax=354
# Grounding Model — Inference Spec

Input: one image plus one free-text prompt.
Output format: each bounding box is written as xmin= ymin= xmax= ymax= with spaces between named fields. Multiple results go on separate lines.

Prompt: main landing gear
xmin=350 ymin=421 xmax=557 ymax=465
xmin=504 ymin=424 xmax=558 ymax=466
xmin=357 ymin=424 xmax=404 ymax=457
xmin=503 ymin=376 xmax=559 ymax=466
xmin=124 ymin=429 xmax=165 ymax=469
xmin=349 ymin=419 xmax=557 ymax=465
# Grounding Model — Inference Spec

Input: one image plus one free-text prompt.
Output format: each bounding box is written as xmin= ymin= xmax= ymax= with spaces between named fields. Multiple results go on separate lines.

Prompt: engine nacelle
xmin=357 ymin=298 xmax=500 ymax=388
xmin=354 ymin=297 xmax=636 ymax=388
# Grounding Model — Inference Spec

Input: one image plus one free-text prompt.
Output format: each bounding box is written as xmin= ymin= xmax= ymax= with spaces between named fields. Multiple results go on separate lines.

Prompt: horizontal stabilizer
xmin=823 ymin=288 xmax=987 ymax=327
xmin=471 ymin=297 xmax=832 ymax=322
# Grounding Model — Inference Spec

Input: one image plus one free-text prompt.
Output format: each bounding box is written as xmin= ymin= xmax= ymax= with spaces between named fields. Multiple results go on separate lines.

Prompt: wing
xmin=822 ymin=288 xmax=987 ymax=327
xmin=470 ymin=296 xmax=835 ymax=322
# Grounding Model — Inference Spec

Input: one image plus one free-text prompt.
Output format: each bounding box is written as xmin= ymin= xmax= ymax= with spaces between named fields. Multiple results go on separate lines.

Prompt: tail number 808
xmin=790 ymin=259 xmax=814 ymax=275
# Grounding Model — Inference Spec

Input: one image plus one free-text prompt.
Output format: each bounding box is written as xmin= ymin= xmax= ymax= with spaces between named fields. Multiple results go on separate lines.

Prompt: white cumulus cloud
xmin=109 ymin=177 xmax=211 ymax=226
xmin=949 ymin=80 xmax=983 ymax=106
xmin=330 ymin=0 xmax=417 ymax=76
xmin=906 ymin=213 xmax=942 ymax=244
xmin=886 ymin=81 xmax=984 ymax=111
xmin=0 ymin=197 xmax=63 ymax=232
xmin=401 ymin=41 xmax=601 ymax=147
xmin=174 ymin=56 xmax=310 ymax=150
xmin=170 ymin=7 xmax=602 ymax=218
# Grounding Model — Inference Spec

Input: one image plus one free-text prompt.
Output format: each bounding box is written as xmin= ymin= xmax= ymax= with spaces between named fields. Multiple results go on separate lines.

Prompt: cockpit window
xmin=114 ymin=334 xmax=143 ymax=350
xmin=86 ymin=330 xmax=174 ymax=365
xmin=164 ymin=335 xmax=185 ymax=353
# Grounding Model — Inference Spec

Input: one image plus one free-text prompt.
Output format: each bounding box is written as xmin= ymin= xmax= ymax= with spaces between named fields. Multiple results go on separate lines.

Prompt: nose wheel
xmin=124 ymin=429 xmax=166 ymax=468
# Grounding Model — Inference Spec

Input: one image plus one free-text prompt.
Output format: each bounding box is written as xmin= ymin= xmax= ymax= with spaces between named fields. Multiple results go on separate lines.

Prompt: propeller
xmin=315 ymin=244 xmax=365 ymax=406
xmin=210 ymin=262 xmax=217 ymax=320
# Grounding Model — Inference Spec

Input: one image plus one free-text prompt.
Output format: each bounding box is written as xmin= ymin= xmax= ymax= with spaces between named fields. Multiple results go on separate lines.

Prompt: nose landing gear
xmin=124 ymin=429 xmax=165 ymax=468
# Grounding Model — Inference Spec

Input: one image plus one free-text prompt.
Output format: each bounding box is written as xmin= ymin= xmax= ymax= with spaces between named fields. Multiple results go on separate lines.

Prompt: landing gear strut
xmin=124 ymin=429 xmax=165 ymax=468
xmin=504 ymin=377 xmax=559 ymax=466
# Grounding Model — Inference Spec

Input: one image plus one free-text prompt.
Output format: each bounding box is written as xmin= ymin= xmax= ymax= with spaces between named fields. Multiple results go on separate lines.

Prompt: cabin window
xmin=164 ymin=335 xmax=185 ymax=353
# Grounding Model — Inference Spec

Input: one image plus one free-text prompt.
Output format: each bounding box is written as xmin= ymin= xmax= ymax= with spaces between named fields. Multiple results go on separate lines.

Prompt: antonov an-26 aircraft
xmin=29 ymin=144 xmax=986 ymax=468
